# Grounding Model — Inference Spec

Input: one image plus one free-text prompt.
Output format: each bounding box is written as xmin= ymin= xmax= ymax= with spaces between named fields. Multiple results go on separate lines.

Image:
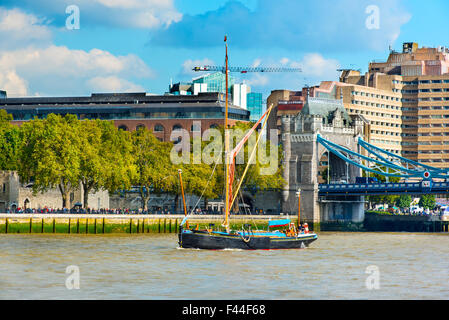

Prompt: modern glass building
xmin=170 ymin=72 xmax=264 ymax=121
xmin=192 ymin=72 xmax=236 ymax=94
xmin=247 ymin=92 xmax=263 ymax=121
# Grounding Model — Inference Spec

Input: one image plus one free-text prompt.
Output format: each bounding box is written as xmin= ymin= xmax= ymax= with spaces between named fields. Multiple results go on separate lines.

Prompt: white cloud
xmin=97 ymin=0 xmax=183 ymax=29
xmin=0 ymin=45 xmax=153 ymax=78
xmin=86 ymin=76 xmax=146 ymax=92
xmin=151 ymin=0 xmax=411 ymax=53
xmin=0 ymin=70 xmax=28 ymax=96
xmin=0 ymin=45 xmax=154 ymax=96
xmin=291 ymin=53 xmax=340 ymax=79
xmin=280 ymin=57 xmax=289 ymax=65
xmin=0 ymin=8 xmax=52 ymax=49
xmin=241 ymin=54 xmax=339 ymax=92
xmin=5 ymin=0 xmax=183 ymax=29
xmin=0 ymin=8 xmax=154 ymax=96
xmin=95 ymin=0 xmax=183 ymax=27
xmin=251 ymin=58 xmax=262 ymax=68
xmin=245 ymin=73 xmax=269 ymax=87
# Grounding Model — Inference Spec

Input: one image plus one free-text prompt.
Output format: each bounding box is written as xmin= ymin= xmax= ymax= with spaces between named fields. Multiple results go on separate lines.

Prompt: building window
xmin=172 ymin=124 xmax=183 ymax=131
xmin=118 ymin=125 xmax=128 ymax=131
xmin=154 ymin=124 xmax=164 ymax=132
xmin=191 ymin=123 xmax=201 ymax=132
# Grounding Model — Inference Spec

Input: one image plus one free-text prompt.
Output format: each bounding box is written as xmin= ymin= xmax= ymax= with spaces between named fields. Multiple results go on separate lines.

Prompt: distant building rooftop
xmin=0 ymin=92 xmax=250 ymax=122
xmin=301 ymin=97 xmax=351 ymax=124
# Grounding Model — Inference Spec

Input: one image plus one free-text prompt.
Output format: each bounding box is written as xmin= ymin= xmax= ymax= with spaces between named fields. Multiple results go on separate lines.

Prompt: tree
xmin=19 ymin=114 xmax=82 ymax=208
xmin=78 ymin=120 xmax=136 ymax=208
xmin=177 ymin=140 xmax=221 ymax=213
xmin=396 ymin=194 xmax=412 ymax=209
xmin=211 ymin=122 xmax=285 ymax=212
xmin=365 ymin=167 xmax=400 ymax=207
xmin=165 ymin=121 xmax=284 ymax=214
xmin=0 ymin=110 xmax=21 ymax=170
xmin=131 ymin=127 xmax=176 ymax=211
xmin=419 ymin=194 xmax=435 ymax=210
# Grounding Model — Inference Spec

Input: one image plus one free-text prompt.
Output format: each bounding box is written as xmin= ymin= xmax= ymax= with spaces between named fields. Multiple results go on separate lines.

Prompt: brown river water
xmin=0 ymin=232 xmax=448 ymax=299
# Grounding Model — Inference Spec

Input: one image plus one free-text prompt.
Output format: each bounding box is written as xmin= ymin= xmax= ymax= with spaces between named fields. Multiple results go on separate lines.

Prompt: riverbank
xmin=0 ymin=214 xmax=299 ymax=234
xmin=363 ymin=211 xmax=449 ymax=232
xmin=319 ymin=212 xmax=449 ymax=233
xmin=2 ymin=212 xmax=448 ymax=234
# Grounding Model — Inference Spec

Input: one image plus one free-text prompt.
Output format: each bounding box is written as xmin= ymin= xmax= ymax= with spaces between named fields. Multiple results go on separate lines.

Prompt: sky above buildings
xmin=1 ymin=0 xmax=448 ymax=101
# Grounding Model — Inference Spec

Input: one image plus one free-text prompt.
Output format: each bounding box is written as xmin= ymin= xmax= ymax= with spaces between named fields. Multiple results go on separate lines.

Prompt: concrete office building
xmin=268 ymin=42 xmax=449 ymax=169
xmin=341 ymin=42 xmax=449 ymax=167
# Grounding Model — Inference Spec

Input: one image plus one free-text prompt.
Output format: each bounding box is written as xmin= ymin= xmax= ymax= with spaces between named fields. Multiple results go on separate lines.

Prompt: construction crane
xmin=192 ymin=65 xmax=302 ymax=73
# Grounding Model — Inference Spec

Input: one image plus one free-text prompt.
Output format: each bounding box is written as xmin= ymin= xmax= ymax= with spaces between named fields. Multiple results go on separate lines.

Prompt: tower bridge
xmin=279 ymin=97 xmax=447 ymax=230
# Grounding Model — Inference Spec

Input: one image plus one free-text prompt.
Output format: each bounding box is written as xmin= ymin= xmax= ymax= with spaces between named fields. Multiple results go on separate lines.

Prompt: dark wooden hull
xmin=178 ymin=229 xmax=318 ymax=250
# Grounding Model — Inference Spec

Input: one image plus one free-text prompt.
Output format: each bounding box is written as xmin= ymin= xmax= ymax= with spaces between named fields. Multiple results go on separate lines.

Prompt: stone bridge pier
xmin=280 ymin=98 xmax=366 ymax=230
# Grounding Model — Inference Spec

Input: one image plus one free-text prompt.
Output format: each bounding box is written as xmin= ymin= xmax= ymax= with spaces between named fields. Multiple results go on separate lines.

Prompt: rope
xmin=229 ymin=104 xmax=273 ymax=210
xmin=239 ymin=228 xmax=251 ymax=243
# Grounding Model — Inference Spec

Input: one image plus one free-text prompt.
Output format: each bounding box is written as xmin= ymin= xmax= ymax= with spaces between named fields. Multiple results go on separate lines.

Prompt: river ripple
xmin=0 ymin=232 xmax=448 ymax=299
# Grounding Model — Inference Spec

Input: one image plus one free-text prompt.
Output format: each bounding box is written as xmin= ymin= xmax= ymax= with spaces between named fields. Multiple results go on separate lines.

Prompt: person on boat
xmin=287 ymin=223 xmax=296 ymax=237
xmin=303 ymin=223 xmax=309 ymax=234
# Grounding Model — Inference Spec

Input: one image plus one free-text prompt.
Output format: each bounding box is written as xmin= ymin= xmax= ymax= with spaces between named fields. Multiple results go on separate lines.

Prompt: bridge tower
xmin=280 ymin=97 xmax=366 ymax=230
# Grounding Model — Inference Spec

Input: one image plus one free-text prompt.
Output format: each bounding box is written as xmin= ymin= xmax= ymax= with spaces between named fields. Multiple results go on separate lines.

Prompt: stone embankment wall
xmin=0 ymin=214 xmax=296 ymax=234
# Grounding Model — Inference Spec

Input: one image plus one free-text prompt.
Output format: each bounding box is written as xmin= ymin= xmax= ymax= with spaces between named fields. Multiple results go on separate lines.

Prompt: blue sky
xmin=0 ymin=0 xmax=448 ymax=100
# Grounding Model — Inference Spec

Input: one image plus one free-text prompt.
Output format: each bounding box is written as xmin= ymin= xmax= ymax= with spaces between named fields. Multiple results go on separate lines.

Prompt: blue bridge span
xmin=319 ymin=180 xmax=449 ymax=196
xmin=317 ymin=134 xmax=449 ymax=197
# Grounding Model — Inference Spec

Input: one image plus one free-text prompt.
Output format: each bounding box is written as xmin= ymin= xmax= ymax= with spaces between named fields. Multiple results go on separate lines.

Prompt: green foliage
xmin=0 ymin=110 xmax=21 ymax=170
xmin=396 ymin=194 xmax=412 ymax=208
xmin=131 ymin=127 xmax=176 ymax=210
xmin=19 ymin=114 xmax=82 ymax=207
xmin=78 ymin=120 xmax=136 ymax=208
xmin=366 ymin=210 xmax=395 ymax=216
xmin=18 ymin=114 xmax=136 ymax=208
xmin=0 ymin=109 xmax=284 ymax=212
xmin=218 ymin=121 xmax=284 ymax=191
xmin=365 ymin=166 xmax=400 ymax=205
xmin=419 ymin=194 xmax=435 ymax=210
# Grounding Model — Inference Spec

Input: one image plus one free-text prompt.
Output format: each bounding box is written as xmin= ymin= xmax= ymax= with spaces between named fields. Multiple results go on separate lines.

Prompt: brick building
xmin=0 ymin=92 xmax=249 ymax=142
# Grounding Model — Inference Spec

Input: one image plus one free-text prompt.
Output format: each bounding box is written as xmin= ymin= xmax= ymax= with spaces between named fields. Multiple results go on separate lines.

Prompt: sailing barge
xmin=177 ymin=36 xmax=318 ymax=250
xmin=179 ymin=222 xmax=318 ymax=250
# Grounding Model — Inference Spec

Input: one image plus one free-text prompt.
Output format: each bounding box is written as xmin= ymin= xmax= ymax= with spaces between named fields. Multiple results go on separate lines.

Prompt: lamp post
xmin=296 ymin=188 xmax=301 ymax=228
